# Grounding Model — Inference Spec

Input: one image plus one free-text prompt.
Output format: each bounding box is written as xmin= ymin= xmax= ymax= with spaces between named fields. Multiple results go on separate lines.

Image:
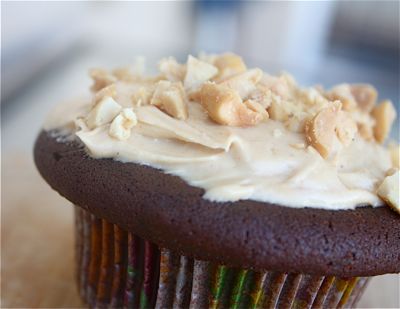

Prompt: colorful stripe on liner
xmin=75 ymin=206 xmax=370 ymax=309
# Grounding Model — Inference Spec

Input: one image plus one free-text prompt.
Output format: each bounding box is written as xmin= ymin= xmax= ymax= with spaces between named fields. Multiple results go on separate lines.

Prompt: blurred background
xmin=2 ymin=1 xmax=399 ymax=308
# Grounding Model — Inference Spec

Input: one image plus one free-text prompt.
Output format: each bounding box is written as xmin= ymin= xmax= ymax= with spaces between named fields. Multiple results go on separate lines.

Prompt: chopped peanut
xmin=184 ymin=55 xmax=218 ymax=92
xmin=93 ymin=84 xmax=117 ymax=104
xmin=219 ymin=68 xmax=263 ymax=99
xmin=326 ymin=84 xmax=357 ymax=111
xmin=243 ymin=99 xmax=269 ymax=119
xmin=86 ymin=96 xmax=122 ymax=129
xmin=248 ymin=88 xmax=272 ymax=109
xmin=268 ymin=98 xmax=289 ymax=121
xmin=213 ymin=53 xmax=247 ymax=80
xmin=151 ymin=80 xmax=188 ymax=120
xmin=389 ymin=143 xmax=400 ymax=168
xmin=109 ymin=108 xmax=137 ymax=140
xmin=371 ymin=100 xmax=397 ymax=143
xmin=89 ymin=68 xmax=117 ymax=92
xmin=131 ymin=85 xmax=155 ymax=106
xmin=377 ymin=169 xmax=399 ymax=214
xmin=159 ymin=57 xmax=186 ymax=82
xmin=335 ymin=111 xmax=358 ymax=146
xmin=258 ymin=74 xmax=293 ymax=99
xmin=350 ymin=84 xmax=377 ymax=112
xmin=304 ymin=101 xmax=341 ymax=158
xmin=200 ymin=83 xmax=263 ymax=126
xmin=358 ymin=123 xmax=373 ymax=141
xmin=113 ymin=67 xmax=134 ymax=81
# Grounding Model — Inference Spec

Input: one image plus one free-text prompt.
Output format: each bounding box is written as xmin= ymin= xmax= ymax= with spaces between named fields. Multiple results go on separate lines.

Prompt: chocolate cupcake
xmin=34 ymin=53 xmax=399 ymax=308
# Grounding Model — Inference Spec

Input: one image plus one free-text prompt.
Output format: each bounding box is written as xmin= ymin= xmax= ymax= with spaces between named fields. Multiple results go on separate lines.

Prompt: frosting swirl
xmin=44 ymin=53 xmax=399 ymax=211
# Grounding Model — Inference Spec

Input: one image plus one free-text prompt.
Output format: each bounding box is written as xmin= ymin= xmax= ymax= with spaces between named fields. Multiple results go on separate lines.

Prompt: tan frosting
xmin=43 ymin=54 xmax=399 ymax=210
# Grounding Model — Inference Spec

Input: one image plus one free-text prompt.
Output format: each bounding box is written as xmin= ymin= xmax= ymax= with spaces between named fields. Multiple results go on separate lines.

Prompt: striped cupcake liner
xmin=74 ymin=206 xmax=370 ymax=308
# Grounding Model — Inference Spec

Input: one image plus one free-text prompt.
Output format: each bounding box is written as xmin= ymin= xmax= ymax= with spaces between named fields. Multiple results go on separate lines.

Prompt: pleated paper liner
xmin=74 ymin=206 xmax=370 ymax=309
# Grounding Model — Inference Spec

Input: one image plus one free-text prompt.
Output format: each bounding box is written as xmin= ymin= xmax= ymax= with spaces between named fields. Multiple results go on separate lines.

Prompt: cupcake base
xmin=75 ymin=206 xmax=370 ymax=308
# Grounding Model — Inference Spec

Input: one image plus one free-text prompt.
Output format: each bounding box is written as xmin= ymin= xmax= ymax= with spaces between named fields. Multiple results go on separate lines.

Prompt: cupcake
xmin=34 ymin=53 xmax=399 ymax=308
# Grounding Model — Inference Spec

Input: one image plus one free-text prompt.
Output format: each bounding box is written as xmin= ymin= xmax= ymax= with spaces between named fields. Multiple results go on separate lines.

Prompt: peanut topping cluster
xmin=86 ymin=53 xmax=397 ymax=160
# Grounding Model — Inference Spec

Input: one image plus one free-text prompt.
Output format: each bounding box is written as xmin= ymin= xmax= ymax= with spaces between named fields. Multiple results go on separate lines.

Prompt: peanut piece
xmin=335 ymin=111 xmax=358 ymax=146
xmin=243 ymin=99 xmax=269 ymax=119
xmin=268 ymin=98 xmax=288 ymax=121
xmin=389 ymin=143 xmax=400 ymax=168
xmin=200 ymin=83 xmax=263 ymax=126
xmin=109 ymin=108 xmax=137 ymax=140
xmin=350 ymin=84 xmax=377 ymax=112
xmin=219 ymin=68 xmax=263 ymax=99
xmin=159 ymin=57 xmax=186 ymax=82
xmin=377 ymin=169 xmax=399 ymax=214
xmin=326 ymin=84 xmax=357 ymax=111
xmin=213 ymin=53 xmax=247 ymax=80
xmin=304 ymin=101 xmax=341 ymax=158
xmin=131 ymin=85 xmax=155 ymax=106
xmin=151 ymin=81 xmax=188 ymax=120
xmin=371 ymin=100 xmax=396 ymax=143
xmin=93 ymin=84 xmax=117 ymax=104
xmin=89 ymin=68 xmax=117 ymax=92
xmin=184 ymin=55 xmax=218 ymax=92
xmin=86 ymin=96 xmax=122 ymax=129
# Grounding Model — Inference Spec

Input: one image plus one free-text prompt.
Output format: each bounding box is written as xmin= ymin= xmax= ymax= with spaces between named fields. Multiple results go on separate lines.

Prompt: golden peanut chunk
xmin=243 ymin=99 xmax=269 ymax=119
xmin=89 ymin=68 xmax=117 ymax=92
xmin=268 ymin=95 xmax=307 ymax=125
xmin=326 ymin=84 xmax=378 ymax=113
xmin=151 ymin=81 xmax=188 ymax=120
xmin=357 ymin=122 xmax=375 ymax=141
xmin=184 ymin=55 xmax=218 ymax=91
xmin=213 ymin=53 xmax=247 ymax=80
xmin=389 ymin=143 xmax=400 ymax=168
xmin=112 ymin=67 xmax=134 ymax=81
xmin=109 ymin=108 xmax=137 ymax=140
xmin=86 ymin=96 xmax=122 ymax=129
xmin=158 ymin=57 xmax=186 ymax=82
xmin=377 ymin=169 xmax=399 ymax=214
xmin=350 ymin=84 xmax=377 ymax=112
xmin=219 ymin=68 xmax=263 ymax=99
xmin=304 ymin=101 xmax=341 ymax=158
xmin=350 ymin=110 xmax=375 ymax=141
xmin=268 ymin=98 xmax=289 ymax=121
xmin=248 ymin=88 xmax=273 ymax=109
xmin=131 ymin=85 xmax=155 ymax=106
xmin=326 ymin=84 xmax=357 ymax=111
xmin=335 ymin=111 xmax=358 ymax=146
xmin=371 ymin=100 xmax=397 ymax=143
xmin=258 ymin=73 xmax=294 ymax=99
xmin=93 ymin=84 xmax=117 ymax=104
xmin=200 ymin=83 xmax=263 ymax=126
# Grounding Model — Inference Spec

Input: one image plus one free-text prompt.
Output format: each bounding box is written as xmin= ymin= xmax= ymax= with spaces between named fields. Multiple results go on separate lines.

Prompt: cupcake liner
xmin=74 ymin=206 xmax=370 ymax=308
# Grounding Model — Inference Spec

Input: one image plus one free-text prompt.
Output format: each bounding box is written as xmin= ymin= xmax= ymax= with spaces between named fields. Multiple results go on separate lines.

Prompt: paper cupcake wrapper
xmin=74 ymin=206 xmax=370 ymax=308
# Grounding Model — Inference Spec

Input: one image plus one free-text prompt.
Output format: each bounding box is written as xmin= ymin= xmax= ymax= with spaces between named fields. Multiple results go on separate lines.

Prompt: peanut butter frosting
xmin=44 ymin=53 xmax=399 ymax=212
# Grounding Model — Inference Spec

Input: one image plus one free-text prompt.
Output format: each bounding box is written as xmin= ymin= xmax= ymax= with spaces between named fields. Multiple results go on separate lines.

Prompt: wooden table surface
xmin=2 ymin=153 xmax=85 ymax=308
xmin=2 ymin=152 xmax=399 ymax=308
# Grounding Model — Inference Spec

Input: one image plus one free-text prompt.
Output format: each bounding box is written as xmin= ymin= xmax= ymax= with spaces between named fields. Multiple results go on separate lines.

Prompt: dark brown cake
xmin=34 ymin=130 xmax=400 ymax=308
